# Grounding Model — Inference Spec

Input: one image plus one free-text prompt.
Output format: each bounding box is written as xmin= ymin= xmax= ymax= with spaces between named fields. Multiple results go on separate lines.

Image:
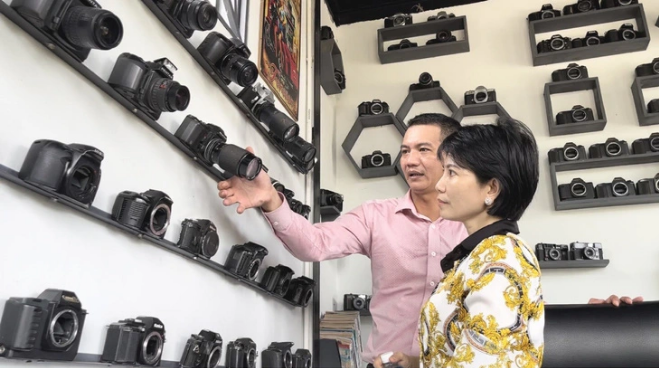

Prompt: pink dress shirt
xmin=263 ymin=191 xmax=468 ymax=363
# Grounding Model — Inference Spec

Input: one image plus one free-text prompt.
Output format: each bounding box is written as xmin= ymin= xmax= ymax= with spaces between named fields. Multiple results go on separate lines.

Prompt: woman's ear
xmin=487 ymin=178 xmax=501 ymax=201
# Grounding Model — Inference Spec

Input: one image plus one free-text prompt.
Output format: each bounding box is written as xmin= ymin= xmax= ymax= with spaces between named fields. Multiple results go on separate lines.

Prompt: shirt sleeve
xmin=441 ymin=236 xmax=544 ymax=367
xmin=261 ymin=192 xmax=373 ymax=262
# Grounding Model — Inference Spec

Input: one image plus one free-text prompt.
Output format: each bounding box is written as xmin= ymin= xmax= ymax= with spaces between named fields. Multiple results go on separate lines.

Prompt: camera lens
xmin=278 ymin=277 xmax=291 ymax=296
xmin=246 ymin=348 xmax=257 ymax=368
xmin=149 ymin=203 xmax=171 ymax=237
xmin=566 ymin=67 xmax=582 ymax=80
xmin=570 ymin=182 xmax=587 ymax=197
xmin=541 ymin=10 xmax=556 ymax=18
xmin=612 ymin=181 xmax=629 ymax=197
xmin=419 ymin=72 xmax=432 ymax=86
xmin=149 ymin=78 xmax=191 ymax=112
xmin=548 ymin=248 xmax=561 ymax=261
xmin=221 ymin=53 xmax=258 ymax=87
xmin=577 ymin=1 xmax=593 ymax=12
xmin=208 ymin=142 xmax=263 ymax=180
xmin=334 ymin=70 xmax=344 ymax=85
xmin=61 ymin=6 xmax=123 ymax=50
xmin=253 ymin=102 xmax=300 ymax=142
xmin=622 ymin=29 xmax=636 ymax=40
xmin=370 ymin=102 xmax=384 ymax=115
xmin=400 ymin=40 xmax=412 ymax=49
xmin=370 ymin=153 xmax=385 ymax=167
xmin=142 ymin=332 xmax=163 ymax=366
xmin=474 ymin=86 xmax=489 ymax=103
xmin=619 ymin=0 xmax=633 ymax=5
xmin=284 ymin=351 xmax=293 ymax=368
xmin=605 ymin=141 xmax=622 ymax=156
xmin=650 ymin=136 xmax=659 ymax=151
xmin=571 ymin=109 xmax=587 ymax=122
xmin=48 ymin=309 xmax=79 ymax=349
xmin=586 ymin=36 xmax=600 ymax=46
xmin=393 ymin=15 xmax=405 ymax=26
xmin=352 ymin=297 xmax=365 ymax=310
xmin=652 ymin=62 xmax=659 ymax=74
xmin=207 ymin=345 xmax=222 ymax=367
xmin=302 ymin=288 xmax=313 ymax=307
xmin=654 ymin=176 xmax=659 ymax=193
xmin=181 ymin=0 xmax=218 ymax=31
xmin=437 ymin=30 xmax=451 ymax=41
xmin=563 ymin=146 xmax=580 ymax=161
xmin=583 ymin=247 xmax=597 ymax=260
xmin=284 ymin=137 xmax=316 ymax=165
xmin=202 ymin=231 xmax=220 ymax=258
xmin=550 ymin=38 xmax=566 ymax=51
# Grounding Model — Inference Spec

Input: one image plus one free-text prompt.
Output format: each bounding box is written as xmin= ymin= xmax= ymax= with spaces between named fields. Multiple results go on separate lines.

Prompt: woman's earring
xmin=485 ymin=198 xmax=492 ymax=206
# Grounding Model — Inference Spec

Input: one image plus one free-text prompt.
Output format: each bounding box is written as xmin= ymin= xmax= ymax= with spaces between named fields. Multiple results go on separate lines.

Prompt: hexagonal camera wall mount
xmin=342 ymin=113 xmax=407 ymax=179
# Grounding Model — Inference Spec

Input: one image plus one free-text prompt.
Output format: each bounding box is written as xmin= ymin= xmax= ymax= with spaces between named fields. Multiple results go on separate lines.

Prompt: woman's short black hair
xmin=438 ymin=118 xmax=539 ymax=221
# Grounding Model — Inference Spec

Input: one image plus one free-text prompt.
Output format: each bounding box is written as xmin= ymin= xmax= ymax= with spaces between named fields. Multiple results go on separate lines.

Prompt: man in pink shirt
xmin=217 ymin=113 xmax=468 ymax=363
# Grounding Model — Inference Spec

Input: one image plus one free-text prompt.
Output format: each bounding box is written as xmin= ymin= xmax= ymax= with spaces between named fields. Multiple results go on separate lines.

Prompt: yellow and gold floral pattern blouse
xmin=418 ymin=233 xmax=544 ymax=368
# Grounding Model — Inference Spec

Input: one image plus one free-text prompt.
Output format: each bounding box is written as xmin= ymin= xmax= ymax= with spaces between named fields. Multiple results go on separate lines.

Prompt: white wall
xmin=0 ymin=1 xmax=314 ymax=367
xmin=322 ymin=0 xmax=659 ymax=349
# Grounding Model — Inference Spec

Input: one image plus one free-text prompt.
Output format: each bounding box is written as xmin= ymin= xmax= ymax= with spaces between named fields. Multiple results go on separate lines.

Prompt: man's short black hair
xmin=407 ymin=113 xmax=461 ymax=139
xmin=438 ymin=117 xmax=539 ymax=222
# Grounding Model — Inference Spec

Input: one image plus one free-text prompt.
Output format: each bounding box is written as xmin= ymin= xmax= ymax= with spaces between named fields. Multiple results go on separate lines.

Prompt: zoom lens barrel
xmin=61 ymin=5 xmax=123 ymax=50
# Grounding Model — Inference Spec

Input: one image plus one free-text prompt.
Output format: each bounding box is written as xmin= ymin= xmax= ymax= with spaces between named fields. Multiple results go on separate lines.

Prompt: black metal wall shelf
xmin=139 ymin=0 xmax=311 ymax=174
xmin=549 ymin=151 xmax=659 ymax=211
xmin=539 ymin=260 xmax=609 ymax=269
xmin=320 ymin=38 xmax=345 ymax=95
xmin=0 ymin=163 xmax=302 ymax=308
xmin=377 ymin=16 xmax=470 ymax=64
xmin=451 ymin=101 xmax=511 ymax=122
xmin=631 ymin=75 xmax=659 ymax=126
xmin=0 ymin=2 xmax=230 ymax=184
xmin=0 ymin=354 xmax=183 ymax=367
xmin=544 ymin=77 xmax=607 ymax=136
xmin=528 ymin=4 xmax=651 ymax=66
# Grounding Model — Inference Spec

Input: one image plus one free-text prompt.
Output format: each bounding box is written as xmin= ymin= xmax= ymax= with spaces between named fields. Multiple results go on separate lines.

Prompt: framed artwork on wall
xmin=259 ymin=0 xmax=301 ymax=120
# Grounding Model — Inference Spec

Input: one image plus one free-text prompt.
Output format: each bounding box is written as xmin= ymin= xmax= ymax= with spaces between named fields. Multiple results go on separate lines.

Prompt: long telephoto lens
xmin=254 ymin=102 xmax=299 ymax=142
xmin=205 ymin=140 xmax=263 ymax=180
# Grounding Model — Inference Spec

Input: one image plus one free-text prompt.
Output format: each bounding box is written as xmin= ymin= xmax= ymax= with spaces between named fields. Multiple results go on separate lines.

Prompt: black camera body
xmin=649 ymin=99 xmax=659 ymax=114
xmin=588 ymin=138 xmax=629 ymax=159
xmin=103 ymin=317 xmax=166 ymax=366
xmin=605 ymin=23 xmax=641 ymax=42
xmin=225 ymin=242 xmax=269 ymax=280
xmin=320 ymin=26 xmax=334 ymax=40
xmin=179 ymin=330 xmax=223 ymax=368
xmin=426 ymin=30 xmax=456 ymax=45
xmin=108 ymin=53 xmax=191 ymax=120
xmin=10 ymin=0 xmax=123 ymax=62
xmin=548 ymin=142 xmax=588 ymax=163
xmin=387 ymin=39 xmax=417 ymax=51
xmin=19 ymin=139 xmax=103 ymax=207
xmin=285 ymin=276 xmax=315 ymax=307
xmin=572 ymin=31 xmax=604 ymax=47
xmin=551 ymin=63 xmax=588 ymax=82
xmin=601 ymin=0 xmax=637 ymax=8
xmin=155 ymin=0 xmax=218 ymax=39
xmin=0 ymin=289 xmax=86 ymax=362
xmin=556 ymin=105 xmax=595 ymax=125
xmin=635 ymin=58 xmax=659 ymax=77
xmin=464 ymin=86 xmax=496 ymax=105
xmin=570 ymin=242 xmax=603 ymax=260
xmin=535 ymin=243 xmax=569 ymax=261
xmin=529 ymin=4 xmax=561 ymax=21
xmin=636 ymin=174 xmax=659 ymax=195
xmin=558 ymin=178 xmax=595 ymax=201
xmin=563 ymin=0 xmax=600 ymax=15
xmin=175 ymin=115 xmax=263 ymax=180
xmin=261 ymin=342 xmax=294 ymax=368
xmin=631 ymin=133 xmax=659 ymax=154
xmin=178 ymin=219 xmax=220 ymax=259
xmin=384 ymin=13 xmax=412 ymax=28
xmin=362 ymin=150 xmax=392 ymax=169
xmin=358 ymin=99 xmax=389 ymax=116
xmin=260 ymin=265 xmax=295 ymax=296
xmin=198 ymin=32 xmax=258 ymax=87
xmin=595 ymin=177 xmax=636 ymax=198
xmin=292 ymin=349 xmax=312 ymax=368
xmin=112 ymin=189 xmax=173 ymax=239
xmin=427 ymin=11 xmax=455 ymax=21
xmin=344 ymin=294 xmax=371 ymax=311
xmin=225 ymin=338 xmax=258 ymax=368
xmin=409 ymin=72 xmax=440 ymax=91
xmin=537 ymin=34 xmax=572 ymax=53
xmin=236 ymin=83 xmax=300 ymax=143
xmin=320 ymin=189 xmax=344 ymax=212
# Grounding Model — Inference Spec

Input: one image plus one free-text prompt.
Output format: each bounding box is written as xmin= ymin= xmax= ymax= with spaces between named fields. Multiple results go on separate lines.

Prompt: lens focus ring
xmin=149 ymin=78 xmax=190 ymax=112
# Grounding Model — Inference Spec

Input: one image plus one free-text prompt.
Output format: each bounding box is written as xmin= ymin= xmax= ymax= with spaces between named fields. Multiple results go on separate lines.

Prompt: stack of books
xmin=319 ymin=311 xmax=363 ymax=368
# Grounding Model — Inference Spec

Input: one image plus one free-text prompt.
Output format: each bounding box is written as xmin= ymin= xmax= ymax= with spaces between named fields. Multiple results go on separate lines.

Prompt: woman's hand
xmin=217 ymin=147 xmax=282 ymax=214
xmin=373 ymin=352 xmax=417 ymax=368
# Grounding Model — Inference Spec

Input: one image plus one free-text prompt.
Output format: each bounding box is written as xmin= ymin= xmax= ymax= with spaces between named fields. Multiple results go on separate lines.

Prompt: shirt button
xmin=431 ymin=252 xmax=437 ymax=257
xmin=430 ymin=281 xmax=435 ymax=287
xmin=431 ymin=224 xmax=436 ymax=229
xmin=274 ymin=222 xmax=279 ymax=226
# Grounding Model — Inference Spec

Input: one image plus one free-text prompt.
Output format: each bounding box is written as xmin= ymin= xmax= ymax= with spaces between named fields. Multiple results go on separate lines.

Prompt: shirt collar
xmin=440 ymin=219 xmax=519 ymax=273
xmin=394 ymin=190 xmax=415 ymax=214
